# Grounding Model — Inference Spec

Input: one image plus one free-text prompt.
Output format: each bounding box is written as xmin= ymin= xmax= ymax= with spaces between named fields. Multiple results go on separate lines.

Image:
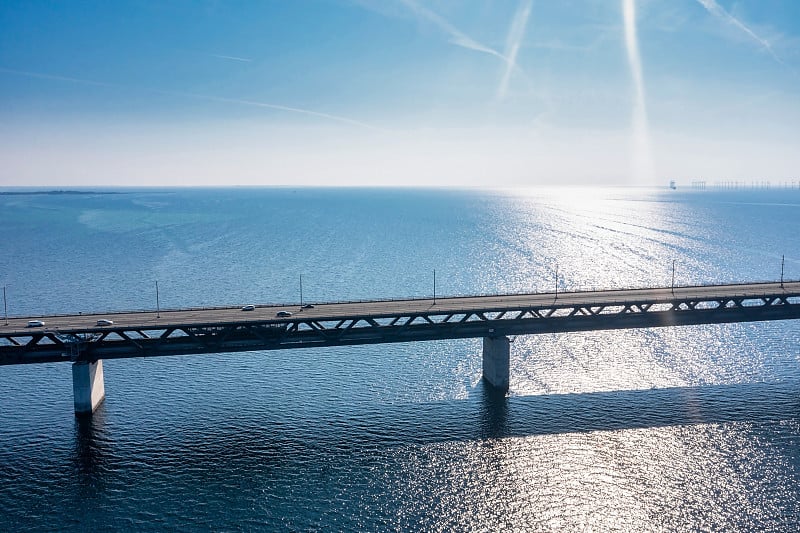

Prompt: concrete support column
xmin=482 ymin=336 xmax=510 ymax=392
xmin=72 ymin=360 xmax=106 ymax=414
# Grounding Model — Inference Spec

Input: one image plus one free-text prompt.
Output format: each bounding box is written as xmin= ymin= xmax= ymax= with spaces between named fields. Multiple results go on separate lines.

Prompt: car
xmin=27 ymin=320 xmax=45 ymax=328
xmin=301 ymin=304 xmax=315 ymax=309
xmin=96 ymin=319 xmax=114 ymax=326
xmin=276 ymin=310 xmax=292 ymax=318
xmin=241 ymin=305 xmax=256 ymax=311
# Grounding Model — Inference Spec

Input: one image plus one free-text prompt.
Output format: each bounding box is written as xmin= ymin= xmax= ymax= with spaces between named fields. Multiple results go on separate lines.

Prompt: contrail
xmin=210 ymin=54 xmax=253 ymax=63
xmin=396 ymin=0 xmax=530 ymax=100
xmin=0 ymin=67 xmax=117 ymax=89
xmin=622 ymin=0 xmax=655 ymax=184
xmin=174 ymin=93 xmax=386 ymax=132
xmin=696 ymin=0 xmax=783 ymax=65
xmin=496 ymin=0 xmax=533 ymax=101
xmin=0 ymin=67 xmax=383 ymax=131
xmin=397 ymin=0 xmax=506 ymax=61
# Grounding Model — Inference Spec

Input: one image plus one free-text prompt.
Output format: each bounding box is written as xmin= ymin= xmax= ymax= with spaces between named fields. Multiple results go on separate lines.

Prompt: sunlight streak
xmin=622 ymin=0 xmax=655 ymax=185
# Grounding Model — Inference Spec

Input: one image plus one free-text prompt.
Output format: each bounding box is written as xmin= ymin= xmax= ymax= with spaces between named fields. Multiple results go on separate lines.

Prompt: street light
xmin=433 ymin=269 xmax=436 ymax=305
xmin=555 ymin=262 xmax=559 ymax=299
xmin=3 ymin=286 xmax=7 ymax=326
xmin=781 ymin=255 xmax=785 ymax=288
xmin=156 ymin=280 xmax=161 ymax=318
xmin=671 ymin=259 xmax=676 ymax=295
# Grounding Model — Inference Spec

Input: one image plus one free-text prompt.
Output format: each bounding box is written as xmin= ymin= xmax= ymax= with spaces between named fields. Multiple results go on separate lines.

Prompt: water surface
xmin=1 ymin=187 xmax=798 ymax=530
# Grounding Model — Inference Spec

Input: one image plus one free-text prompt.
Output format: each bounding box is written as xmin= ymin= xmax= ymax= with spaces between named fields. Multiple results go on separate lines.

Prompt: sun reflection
xmin=488 ymin=187 xmax=691 ymax=297
xmin=383 ymin=419 xmax=796 ymax=530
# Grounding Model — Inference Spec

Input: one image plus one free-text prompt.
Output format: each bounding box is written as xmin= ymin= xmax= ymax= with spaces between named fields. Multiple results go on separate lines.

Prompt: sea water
xmin=0 ymin=187 xmax=798 ymax=530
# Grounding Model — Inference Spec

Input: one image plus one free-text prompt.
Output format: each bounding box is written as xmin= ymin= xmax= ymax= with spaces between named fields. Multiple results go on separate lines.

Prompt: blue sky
xmin=1 ymin=0 xmax=799 ymax=187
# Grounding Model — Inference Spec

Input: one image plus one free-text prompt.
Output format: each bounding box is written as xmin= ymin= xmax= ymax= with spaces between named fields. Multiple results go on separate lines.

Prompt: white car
xmin=96 ymin=319 xmax=114 ymax=326
xmin=241 ymin=305 xmax=256 ymax=311
xmin=27 ymin=320 xmax=45 ymax=328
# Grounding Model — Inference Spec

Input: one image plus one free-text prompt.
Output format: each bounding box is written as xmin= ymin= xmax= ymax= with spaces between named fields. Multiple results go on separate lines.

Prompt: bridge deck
xmin=1 ymin=281 xmax=799 ymax=365
xmin=3 ymin=281 xmax=799 ymax=333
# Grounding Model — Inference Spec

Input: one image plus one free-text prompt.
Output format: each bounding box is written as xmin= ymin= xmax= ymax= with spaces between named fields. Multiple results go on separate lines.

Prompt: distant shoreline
xmin=0 ymin=190 xmax=124 ymax=196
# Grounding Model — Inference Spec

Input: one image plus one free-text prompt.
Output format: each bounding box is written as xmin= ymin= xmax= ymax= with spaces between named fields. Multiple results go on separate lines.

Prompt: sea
xmin=0 ymin=186 xmax=798 ymax=531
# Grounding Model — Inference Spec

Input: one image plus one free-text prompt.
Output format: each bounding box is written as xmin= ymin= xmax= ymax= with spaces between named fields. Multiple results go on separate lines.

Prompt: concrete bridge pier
xmin=482 ymin=335 xmax=510 ymax=392
xmin=72 ymin=360 xmax=106 ymax=415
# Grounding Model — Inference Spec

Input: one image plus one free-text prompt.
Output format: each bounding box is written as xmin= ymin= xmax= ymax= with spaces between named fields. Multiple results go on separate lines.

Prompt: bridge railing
xmin=3 ymin=278 xmax=797 ymax=320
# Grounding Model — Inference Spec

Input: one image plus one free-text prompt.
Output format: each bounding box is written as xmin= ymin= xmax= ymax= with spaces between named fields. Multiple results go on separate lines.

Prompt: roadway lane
xmin=1 ymin=281 xmax=798 ymax=336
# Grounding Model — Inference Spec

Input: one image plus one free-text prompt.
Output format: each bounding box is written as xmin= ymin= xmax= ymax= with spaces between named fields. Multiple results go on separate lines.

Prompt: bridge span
xmin=2 ymin=281 xmax=799 ymax=414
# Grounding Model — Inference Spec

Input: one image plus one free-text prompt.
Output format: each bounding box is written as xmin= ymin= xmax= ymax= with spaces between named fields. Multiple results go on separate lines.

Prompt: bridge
xmin=2 ymin=281 xmax=799 ymax=414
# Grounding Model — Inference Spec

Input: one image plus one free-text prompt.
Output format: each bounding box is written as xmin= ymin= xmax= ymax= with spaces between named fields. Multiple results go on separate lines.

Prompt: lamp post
xmin=156 ymin=280 xmax=161 ymax=318
xmin=671 ymin=260 xmax=676 ymax=295
xmin=781 ymin=255 xmax=785 ymax=288
xmin=300 ymin=274 xmax=303 ymax=307
xmin=555 ymin=262 xmax=559 ymax=299
xmin=3 ymin=286 xmax=7 ymax=326
xmin=433 ymin=269 xmax=436 ymax=305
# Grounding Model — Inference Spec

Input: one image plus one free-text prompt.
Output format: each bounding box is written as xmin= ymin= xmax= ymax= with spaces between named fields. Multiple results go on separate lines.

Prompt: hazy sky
xmin=1 ymin=0 xmax=799 ymax=187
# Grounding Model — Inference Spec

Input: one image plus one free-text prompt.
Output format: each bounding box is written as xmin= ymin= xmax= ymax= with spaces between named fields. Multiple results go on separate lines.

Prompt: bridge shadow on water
xmin=386 ymin=380 xmax=800 ymax=445
xmin=68 ymin=380 xmax=800 ymax=480
xmin=477 ymin=381 xmax=799 ymax=441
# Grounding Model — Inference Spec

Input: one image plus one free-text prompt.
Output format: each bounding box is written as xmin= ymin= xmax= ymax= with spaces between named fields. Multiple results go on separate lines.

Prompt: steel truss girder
xmin=1 ymin=289 xmax=799 ymax=365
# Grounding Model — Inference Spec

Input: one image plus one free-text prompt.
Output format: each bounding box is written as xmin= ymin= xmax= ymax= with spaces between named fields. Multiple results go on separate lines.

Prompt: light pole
xmin=781 ymin=255 xmax=785 ymax=288
xmin=433 ymin=269 xmax=436 ymax=305
xmin=3 ymin=285 xmax=7 ymax=326
xmin=671 ymin=259 xmax=676 ymax=295
xmin=555 ymin=262 xmax=559 ymax=299
xmin=156 ymin=280 xmax=161 ymax=318
xmin=300 ymin=274 xmax=304 ymax=307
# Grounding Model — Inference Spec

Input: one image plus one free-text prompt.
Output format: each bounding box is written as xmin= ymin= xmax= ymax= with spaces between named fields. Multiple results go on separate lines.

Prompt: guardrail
xmin=3 ymin=279 xmax=798 ymax=321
